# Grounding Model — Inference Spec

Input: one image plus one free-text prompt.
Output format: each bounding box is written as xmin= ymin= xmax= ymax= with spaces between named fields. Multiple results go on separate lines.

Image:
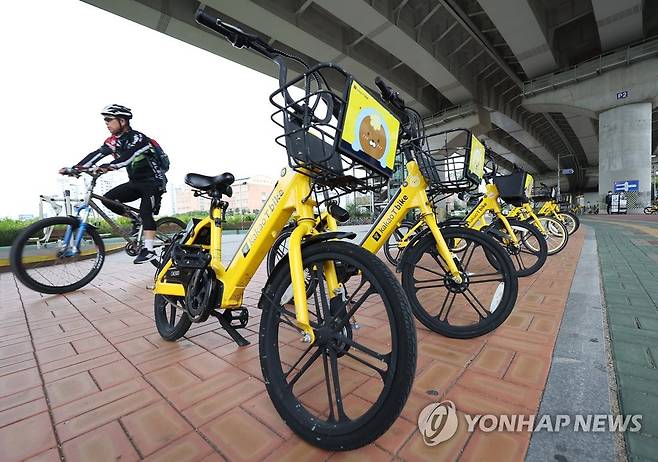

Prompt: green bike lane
xmin=583 ymin=216 xmax=658 ymax=460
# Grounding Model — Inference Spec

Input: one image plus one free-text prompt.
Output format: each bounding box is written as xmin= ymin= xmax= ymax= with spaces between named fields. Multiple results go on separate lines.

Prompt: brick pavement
xmin=0 ymin=230 xmax=584 ymax=461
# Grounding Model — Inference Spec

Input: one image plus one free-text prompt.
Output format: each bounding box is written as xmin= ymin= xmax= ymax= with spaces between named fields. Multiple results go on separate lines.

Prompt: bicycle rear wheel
xmin=10 ymin=217 xmax=105 ymax=294
xmin=401 ymin=227 xmax=519 ymax=338
xmin=259 ymin=241 xmax=416 ymax=451
xmin=154 ymin=217 xmax=186 ymax=248
xmin=383 ymin=220 xmax=416 ymax=266
xmin=266 ymin=224 xmax=295 ymax=276
xmin=485 ymin=219 xmax=547 ymax=277
xmin=558 ymin=212 xmax=579 ymax=235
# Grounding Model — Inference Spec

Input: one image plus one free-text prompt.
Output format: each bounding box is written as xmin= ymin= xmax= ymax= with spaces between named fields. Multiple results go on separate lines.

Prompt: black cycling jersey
xmin=75 ymin=129 xmax=166 ymax=186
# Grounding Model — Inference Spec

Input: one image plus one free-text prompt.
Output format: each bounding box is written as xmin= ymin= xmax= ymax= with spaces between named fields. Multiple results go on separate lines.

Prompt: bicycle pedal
xmin=224 ymin=308 xmax=249 ymax=329
xmin=211 ymin=309 xmax=250 ymax=347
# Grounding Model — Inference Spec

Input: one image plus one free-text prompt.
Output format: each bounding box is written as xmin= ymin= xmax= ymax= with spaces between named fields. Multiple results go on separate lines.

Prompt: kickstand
xmin=211 ymin=310 xmax=250 ymax=347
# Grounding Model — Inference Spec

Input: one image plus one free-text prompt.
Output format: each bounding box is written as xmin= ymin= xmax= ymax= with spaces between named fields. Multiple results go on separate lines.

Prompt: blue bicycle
xmin=10 ymin=167 xmax=184 ymax=294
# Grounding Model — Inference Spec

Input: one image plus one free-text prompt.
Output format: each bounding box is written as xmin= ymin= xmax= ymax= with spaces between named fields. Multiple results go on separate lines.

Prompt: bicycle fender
xmin=302 ymin=231 xmax=356 ymax=245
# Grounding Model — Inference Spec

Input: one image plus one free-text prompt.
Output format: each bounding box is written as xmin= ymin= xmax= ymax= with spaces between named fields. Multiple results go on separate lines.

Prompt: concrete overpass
xmin=81 ymin=0 xmax=658 ymax=200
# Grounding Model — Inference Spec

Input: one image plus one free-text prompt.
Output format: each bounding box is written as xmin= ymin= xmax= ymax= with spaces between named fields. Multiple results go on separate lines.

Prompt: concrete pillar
xmin=598 ymin=102 xmax=652 ymax=213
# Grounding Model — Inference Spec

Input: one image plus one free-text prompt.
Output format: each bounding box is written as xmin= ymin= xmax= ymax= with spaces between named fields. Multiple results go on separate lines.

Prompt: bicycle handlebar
xmin=195 ymin=7 xmax=276 ymax=58
xmin=374 ymin=77 xmax=405 ymax=110
xmin=60 ymin=166 xmax=108 ymax=178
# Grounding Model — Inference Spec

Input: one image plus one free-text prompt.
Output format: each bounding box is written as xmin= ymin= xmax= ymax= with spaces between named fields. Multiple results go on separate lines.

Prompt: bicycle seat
xmin=185 ymin=172 xmax=235 ymax=197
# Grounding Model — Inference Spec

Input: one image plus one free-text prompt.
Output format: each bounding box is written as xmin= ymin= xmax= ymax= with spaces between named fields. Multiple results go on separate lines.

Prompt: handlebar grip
xmin=327 ymin=203 xmax=350 ymax=223
xmin=195 ymin=7 xmax=235 ymax=41
xmin=375 ymin=77 xmax=394 ymax=100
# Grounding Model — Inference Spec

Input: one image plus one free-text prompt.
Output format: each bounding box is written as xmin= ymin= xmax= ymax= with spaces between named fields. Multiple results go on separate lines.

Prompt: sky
xmin=0 ymin=0 xmax=284 ymax=218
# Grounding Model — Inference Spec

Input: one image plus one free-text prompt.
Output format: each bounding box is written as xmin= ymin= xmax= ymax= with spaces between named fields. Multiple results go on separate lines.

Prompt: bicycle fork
xmin=62 ymin=207 xmax=91 ymax=256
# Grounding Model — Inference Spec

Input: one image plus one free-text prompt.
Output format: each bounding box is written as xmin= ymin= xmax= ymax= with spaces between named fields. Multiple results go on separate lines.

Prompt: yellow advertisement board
xmin=524 ymin=173 xmax=534 ymax=198
xmin=339 ymin=81 xmax=400 ymax=176
xmin=468 ymin=135 xmax=485 ymax=180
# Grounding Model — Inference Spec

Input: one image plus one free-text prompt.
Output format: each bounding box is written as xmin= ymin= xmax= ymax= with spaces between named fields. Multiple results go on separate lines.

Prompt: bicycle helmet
xmin=101 ymin=104 xmax=132 ymax=120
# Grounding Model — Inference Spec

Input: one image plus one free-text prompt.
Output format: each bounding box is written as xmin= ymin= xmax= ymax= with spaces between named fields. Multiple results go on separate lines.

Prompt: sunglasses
xmin=103 ymin=117 xmax=117 ymax=123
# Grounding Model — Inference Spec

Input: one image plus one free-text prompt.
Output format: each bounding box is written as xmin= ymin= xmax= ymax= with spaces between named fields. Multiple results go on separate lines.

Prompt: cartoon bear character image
xmin=358 ymin=114 xmax=387 ymax=160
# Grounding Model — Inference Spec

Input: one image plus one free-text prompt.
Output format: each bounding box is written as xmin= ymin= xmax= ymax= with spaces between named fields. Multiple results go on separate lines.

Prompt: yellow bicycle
xmin=530 ymin=184 xmax=580 ymax=235
xmin=505 ymin=178 xmax=569 ymax=256
xmin=362 ymin=155 xmax=548 ymax=277
xmin=269 ymin=125 xmax=520 ymax=339
xmin=153 ymin=9 xmax=417 ymax=451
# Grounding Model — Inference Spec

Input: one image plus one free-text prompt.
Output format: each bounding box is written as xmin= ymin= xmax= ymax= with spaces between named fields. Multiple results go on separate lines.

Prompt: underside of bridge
xmin=82 ymin=0 xmax=658 ymax=194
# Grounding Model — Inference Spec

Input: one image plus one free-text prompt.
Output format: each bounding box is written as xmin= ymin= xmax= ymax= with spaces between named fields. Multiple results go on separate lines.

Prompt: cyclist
xmin=60 ymin=104 xmax=168 ymax=264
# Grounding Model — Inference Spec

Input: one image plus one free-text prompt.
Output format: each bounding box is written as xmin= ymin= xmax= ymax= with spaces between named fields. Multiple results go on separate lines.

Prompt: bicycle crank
xmin=184 ymin=267 xmax=221 ymax=323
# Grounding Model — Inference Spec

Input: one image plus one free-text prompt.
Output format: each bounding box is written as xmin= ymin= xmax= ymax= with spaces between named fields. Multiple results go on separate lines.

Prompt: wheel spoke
xmin=514 ymin=253 xmax=526 ymax=270
xmin=343 ymin=350 xmax=389 ymax=380
xmin=437 ymin=291 xmax=456 ymax=321
xmin=283 ymin=344 xmax=314 ymax=378
xmin=468 ymin=272 xmax=505 ymax=284
xmin=321 ymin=351 xmax=335 ymax=421
xmin=287 ymin=348 xmax=323 ymax=388
xmin=315 ymin=267 xmax=331 ymax=321
xmin=334 ymin=334 xmax=389 ymax=363
xmin=462 ymin=289 xmax=489 ymax=319
xmin=414 ymin=264 xmax=445 ymax=278
xmin=329 ymin=350 xmax=349 ymax=422
xmin=334 ymin=281 xmax=372 ymax=330
xmin=460 ymin=240 xmax=477 ymax=269
xmin=429 ymin=252 xmax=451 ymax=274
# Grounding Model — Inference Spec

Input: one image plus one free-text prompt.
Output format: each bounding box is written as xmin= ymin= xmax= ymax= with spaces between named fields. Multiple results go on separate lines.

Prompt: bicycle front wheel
xmin=259 ymin=241 xmax=416 ymax=451
xmin=401 ymin=227 xmax=519 ymax=338
xmin=10 ymin=217 xmax=105 ymax=294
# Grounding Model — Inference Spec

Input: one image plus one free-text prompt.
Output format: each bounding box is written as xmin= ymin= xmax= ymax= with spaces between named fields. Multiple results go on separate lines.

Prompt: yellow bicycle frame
xmin=459 ymin=184 xmax=520 ymax=244
xmin=506 ymin=203 xmax=547 ymax=234
xmin=153 ymin=168 xmax=339 ymax=343
xmin=324 ymin=160 xmax=465 ymax=282
xmin=537 ymin=200 xmax=568 ymax=225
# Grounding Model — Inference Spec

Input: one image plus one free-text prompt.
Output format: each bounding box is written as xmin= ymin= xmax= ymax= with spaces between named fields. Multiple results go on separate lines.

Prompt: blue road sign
xmin=614 ymin=180 xmax=639 ymax=192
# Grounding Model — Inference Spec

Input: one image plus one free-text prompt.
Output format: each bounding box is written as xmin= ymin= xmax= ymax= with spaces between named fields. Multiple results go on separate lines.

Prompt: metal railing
xmin=523 ymin=35 xmax=658 ymax=97
xmin=423 ymin=101 xmax=477 ymax=129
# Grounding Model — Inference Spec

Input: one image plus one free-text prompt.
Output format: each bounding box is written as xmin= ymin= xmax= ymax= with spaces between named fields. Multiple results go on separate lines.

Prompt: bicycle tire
xmin=383 ymin=220 xmax=416 ymax=266
xmin=485 ymin=219 xmax=547 ymax=277
xmin=401 ymin=226 xmax=518 ymax=339
xmin=539 ymin=216 xmax=568 ymax=255
xmin=266 ymin=224 xmax=295 ymax=276
xmin=558 ymin=211 xmax=579 ymax=235
xmin=259 ymin=241 xmax=416 ymax=451
xmin=154 ymin=294 xmax=192 ymax=341
xmin=155 ymin=217 xmax=186 ymax=246
xmin=10 ymin=216 xmax=105 ymax=294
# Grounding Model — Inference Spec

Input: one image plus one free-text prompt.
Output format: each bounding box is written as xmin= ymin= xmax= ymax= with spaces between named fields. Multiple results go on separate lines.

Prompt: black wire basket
xmin=270 ymin=64 xmax=401 ymax=195
xmin=493 ymin=171 xmax=531 ymax=205
xmin=408 ymin=129 xmax=486 ymax=194
xmin=531 ymin=185 xmax=556 ymax=202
